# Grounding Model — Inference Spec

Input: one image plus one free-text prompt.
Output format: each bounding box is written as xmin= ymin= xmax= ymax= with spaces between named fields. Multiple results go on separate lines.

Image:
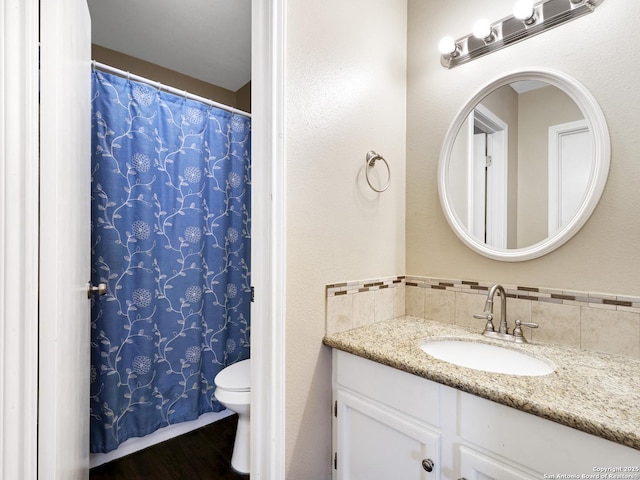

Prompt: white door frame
xmin=0 ymin=0 xmax=40 ymax=478
xmin=251 ymin=0 xmax=287 ymax=477
xmin=1 ymin=0 xmax=287 ymax=477
xmin=468 ymin=104 xmax=508 ymax=248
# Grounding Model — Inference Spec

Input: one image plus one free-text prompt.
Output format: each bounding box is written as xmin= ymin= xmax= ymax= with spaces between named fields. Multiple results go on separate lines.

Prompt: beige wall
xmin=235 ymin=81 xmax=251 ymax=114
xmin=92 ymin=44 xmax=249 ymax=111
xmin=407 ymin=0 xmax=640 ymax=296
xmin=284 ymin=0 xmax=407 ymax=476
xmin=517 ymin=86 xmax=583 ymax=246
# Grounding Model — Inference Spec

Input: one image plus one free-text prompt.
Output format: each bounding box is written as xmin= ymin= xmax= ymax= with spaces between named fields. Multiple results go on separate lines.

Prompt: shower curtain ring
xmin=365 ymin=150 xmax=391 ymax=192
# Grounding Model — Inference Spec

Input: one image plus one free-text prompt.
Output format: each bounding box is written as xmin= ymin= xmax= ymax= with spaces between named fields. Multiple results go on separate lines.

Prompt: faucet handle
xmin=513 ymin=319 xmax=538 ymax=343
xmin=473 ymin=311 xmax=495 ymax=333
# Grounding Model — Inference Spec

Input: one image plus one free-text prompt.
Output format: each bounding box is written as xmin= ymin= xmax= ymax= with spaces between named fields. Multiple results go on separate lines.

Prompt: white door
xmin=548 ymin=120 xmax=592 ymax=235
xmin=39 ymin=0 xmax=92 ymax=478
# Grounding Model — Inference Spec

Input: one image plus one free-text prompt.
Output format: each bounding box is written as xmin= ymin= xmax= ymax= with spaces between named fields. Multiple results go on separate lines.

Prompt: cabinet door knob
xmin=421 ymin=458 xmax=435 ymax=472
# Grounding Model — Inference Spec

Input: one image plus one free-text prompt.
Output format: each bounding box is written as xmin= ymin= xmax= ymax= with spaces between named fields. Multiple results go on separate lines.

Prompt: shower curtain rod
xmin=92 ymin=61 xmax=251 ymax=118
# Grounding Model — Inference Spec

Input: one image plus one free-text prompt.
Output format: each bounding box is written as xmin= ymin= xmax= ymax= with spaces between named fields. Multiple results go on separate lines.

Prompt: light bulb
xmin=513 ymin=0 xmax=536 ymax=24
xmin=472 ymin=19 xmax=493 ymax=41
xmin=438 ymin=36 xmax=457 ymax=56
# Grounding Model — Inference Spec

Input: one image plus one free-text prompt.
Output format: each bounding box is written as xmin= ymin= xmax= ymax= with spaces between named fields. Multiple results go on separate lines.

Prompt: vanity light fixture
xmin=472 ymin=19 xmax=495 ymax=43
xmin=438 ymin=36 xmax=459 ymax=57
xmin=513 ymin=0 xmax=536 ymax=25
xmin=439 ymin=0 xmax=605 ymax=68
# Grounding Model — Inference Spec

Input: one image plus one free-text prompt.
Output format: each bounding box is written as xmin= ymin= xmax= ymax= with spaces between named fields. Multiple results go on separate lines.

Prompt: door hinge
xmin=334 ymin=451 xmax=337 ymax=470
xmin=250 ymin=286 xmax=255 ymax=302
xmin=486 ymin=155 xmax=493 ymax=167
xmin=334 ymin=400 xmax=337 ymax=417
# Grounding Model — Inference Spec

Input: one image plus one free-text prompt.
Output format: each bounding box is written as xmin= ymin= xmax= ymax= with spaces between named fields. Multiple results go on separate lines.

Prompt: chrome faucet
xmin=473 ymin=283 xmax=538 ymax=343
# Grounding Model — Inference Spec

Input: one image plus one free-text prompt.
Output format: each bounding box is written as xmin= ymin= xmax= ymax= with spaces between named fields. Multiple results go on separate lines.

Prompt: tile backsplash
xmin=326 ymin=276 xmax=405 ymax=333
xmin=326 ymin=275 xmax=640 ymax=359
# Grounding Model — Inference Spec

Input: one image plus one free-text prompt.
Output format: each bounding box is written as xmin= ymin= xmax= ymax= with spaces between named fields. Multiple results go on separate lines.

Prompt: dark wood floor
xmin=90 ymin=414 xmax=249 ymax=480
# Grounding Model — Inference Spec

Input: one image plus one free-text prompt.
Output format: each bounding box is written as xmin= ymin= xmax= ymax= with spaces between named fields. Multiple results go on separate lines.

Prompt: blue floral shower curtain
xmin=89 ymin=71 xmax=251 ymax=453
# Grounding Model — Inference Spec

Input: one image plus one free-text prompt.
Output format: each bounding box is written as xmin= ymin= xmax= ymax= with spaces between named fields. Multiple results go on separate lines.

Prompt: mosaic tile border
xmin=326 ymin=276 xmax=405 ymax=297
xmin=404 ymin=276 xmax=640 ymax=313
xmin=326 ymin=275 xmax=640 ymax=314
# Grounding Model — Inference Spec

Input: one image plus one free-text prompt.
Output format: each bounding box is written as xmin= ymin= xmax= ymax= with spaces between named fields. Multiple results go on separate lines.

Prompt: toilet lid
xmin=215 ymin=358 xmax=251 ymax=392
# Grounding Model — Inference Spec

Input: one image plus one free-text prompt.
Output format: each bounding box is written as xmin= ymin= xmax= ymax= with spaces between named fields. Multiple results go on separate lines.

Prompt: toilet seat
xmin=214 ymin=358 xmax=250 ymax=392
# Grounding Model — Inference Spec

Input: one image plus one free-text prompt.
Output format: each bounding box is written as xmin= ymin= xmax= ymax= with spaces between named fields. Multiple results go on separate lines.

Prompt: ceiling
xmin=510 ymin=80 xmax=547 ymax=94
xmin=87 ymin=0 xmax=251 ymax=92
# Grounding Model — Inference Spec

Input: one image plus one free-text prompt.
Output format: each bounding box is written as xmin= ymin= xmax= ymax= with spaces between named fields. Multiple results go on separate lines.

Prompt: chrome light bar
xmin=440 ymin=0 xmax=605 ymax=69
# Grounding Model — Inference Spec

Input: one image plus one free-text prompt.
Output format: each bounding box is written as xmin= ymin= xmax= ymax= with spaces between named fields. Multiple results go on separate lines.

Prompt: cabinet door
xmin=335 ymin=389 xmax=440 ymax=480
xmin=458 ymin=445 xmax=539 ymax=480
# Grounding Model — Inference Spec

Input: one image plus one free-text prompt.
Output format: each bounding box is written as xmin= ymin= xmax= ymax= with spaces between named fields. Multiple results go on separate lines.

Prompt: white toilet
xmin=214 ymin=358 xmax=251 ymax=474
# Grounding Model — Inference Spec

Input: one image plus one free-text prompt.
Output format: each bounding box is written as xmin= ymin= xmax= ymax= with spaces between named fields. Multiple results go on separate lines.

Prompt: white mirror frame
xmin=438 ymin=68 xmax=610 ymax=262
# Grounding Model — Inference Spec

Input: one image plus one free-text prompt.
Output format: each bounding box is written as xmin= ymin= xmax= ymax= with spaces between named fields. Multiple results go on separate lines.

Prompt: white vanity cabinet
xmin=332 ymin=350 xmax=640 ymax=480
xmin=332 ymin=350 xmax=442 ymax=479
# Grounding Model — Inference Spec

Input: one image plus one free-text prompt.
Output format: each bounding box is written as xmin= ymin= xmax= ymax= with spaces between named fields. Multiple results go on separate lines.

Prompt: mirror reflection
xmin=447 ymin=81 xmax=592 ymax=249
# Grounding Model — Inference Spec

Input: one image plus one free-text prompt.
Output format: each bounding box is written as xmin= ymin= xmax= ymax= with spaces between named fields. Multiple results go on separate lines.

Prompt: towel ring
xmin=365 ymin=150 xmax=391 ymax=193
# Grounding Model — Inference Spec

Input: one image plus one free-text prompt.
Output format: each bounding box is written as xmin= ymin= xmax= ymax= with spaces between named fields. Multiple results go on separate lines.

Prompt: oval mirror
xmin=438 ymin=68 xmax=610 ymax=261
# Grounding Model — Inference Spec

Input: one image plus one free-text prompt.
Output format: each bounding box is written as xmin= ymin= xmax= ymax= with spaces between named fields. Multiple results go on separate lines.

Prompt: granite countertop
xmin=323 ymin=316 xmax=640 ymax=451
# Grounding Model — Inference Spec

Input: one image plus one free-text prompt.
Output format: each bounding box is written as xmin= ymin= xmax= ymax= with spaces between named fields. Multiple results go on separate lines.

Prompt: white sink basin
xmin=419 ymin=339 xmax=554 ymax=376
